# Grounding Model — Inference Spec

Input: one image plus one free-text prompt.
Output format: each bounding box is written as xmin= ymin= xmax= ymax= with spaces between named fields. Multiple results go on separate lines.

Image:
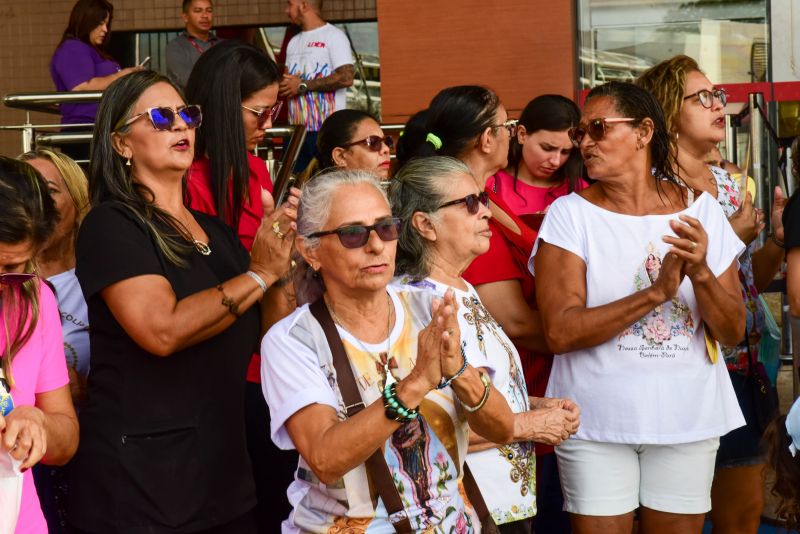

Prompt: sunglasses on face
xmin=0 ymin=273 xmax=36 ymax=286
xmin=307 ymin=217 xmax=402 ymax=249
xmin=121 ymin=105 xmax=203 ymax=131
xmin=340 ymin=135 xmax=394 ymax=152
xmin=683 ymin=88 xmax=727 ymax=109
xmin=491 ymin=119 xmax=518 ymax=137
xmin=437 ymin=192 xmax=490 ymax=215
xmin=568 ymin=117 xmax=637 ymax=147
xmin=241 ymin=101 xmax=284 ymax=128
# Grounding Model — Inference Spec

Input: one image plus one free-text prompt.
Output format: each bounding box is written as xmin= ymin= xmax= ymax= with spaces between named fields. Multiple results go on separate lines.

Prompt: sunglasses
xmin=340 ymin=135 xmax=394 ymax=152
xmin=437 ymin=192 xmax=490 ymax=215
xmin=121 ymin=105 xmax=203 ymax=131
xmin=491 ymin=119 xmax=518 ymax=137
xmin=568 ymin=117 xmax=637 ymax=147
xmin=307 ymin=217 xmax=402 ymax=249
xmin=683 ymin=88 xmax=727 ymax=109
xmin=241 ymin=101 xmax=284 ymax=128
xmin=0 ymin=273 xmax=36 ymax=286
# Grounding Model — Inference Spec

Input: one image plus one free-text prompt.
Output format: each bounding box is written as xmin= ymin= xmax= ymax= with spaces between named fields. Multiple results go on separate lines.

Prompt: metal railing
xmin=1 ymin=91 xmax=307 ymax=181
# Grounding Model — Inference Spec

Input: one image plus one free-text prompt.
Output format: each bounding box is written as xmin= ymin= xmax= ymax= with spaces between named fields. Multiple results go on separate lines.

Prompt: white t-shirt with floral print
xmin=393 ymin=277 xmax=537 ymax=525
xmin=530 ymin=192 xmax=746 ymax=444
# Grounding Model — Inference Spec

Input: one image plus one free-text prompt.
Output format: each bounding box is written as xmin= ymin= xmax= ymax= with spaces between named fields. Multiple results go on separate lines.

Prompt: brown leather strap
xmin=309 ymin=298 xmax=413 ymax=533
xmin=462 ymin=463 xmax=494 ymax=524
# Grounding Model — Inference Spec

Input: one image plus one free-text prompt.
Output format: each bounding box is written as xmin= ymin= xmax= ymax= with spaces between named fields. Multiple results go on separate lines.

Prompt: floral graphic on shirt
xmin=709 ymin=166 xmax=764 ymax=371
xmin=620 ymin=243 xmax=695 ymax=346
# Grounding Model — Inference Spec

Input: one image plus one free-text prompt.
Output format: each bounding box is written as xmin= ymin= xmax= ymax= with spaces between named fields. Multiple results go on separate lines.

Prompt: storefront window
xmin=577 ymin=0 xmax=769 ymax=88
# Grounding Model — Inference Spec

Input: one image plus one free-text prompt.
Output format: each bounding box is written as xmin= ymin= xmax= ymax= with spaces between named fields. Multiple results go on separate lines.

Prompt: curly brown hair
xmin=765 ymin=414 xmax=800 ymax=529
xmin=636 ymin=55 xmax=701 ymax=138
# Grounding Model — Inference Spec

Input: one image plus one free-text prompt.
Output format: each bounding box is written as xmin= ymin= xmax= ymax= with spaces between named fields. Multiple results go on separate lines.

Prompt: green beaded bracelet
xmin=382 ymin=382 xmax=419 ymax=422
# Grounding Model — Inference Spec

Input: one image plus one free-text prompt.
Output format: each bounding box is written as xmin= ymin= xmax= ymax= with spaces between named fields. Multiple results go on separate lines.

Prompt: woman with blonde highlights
xmin=18 ymin=150 xmax=89 ymax=533
xmin=639 ymin=55 xmax=786 ymax=534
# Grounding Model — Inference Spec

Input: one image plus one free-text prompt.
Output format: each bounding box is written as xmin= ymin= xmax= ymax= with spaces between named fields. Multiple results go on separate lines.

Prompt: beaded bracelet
xmin=437 ymin=344 xmax=468 ymax=390
xmin=460 ymin=370 xmax=491 ymax=413
xmin=382 ymin=382 xmax=419 ymax=423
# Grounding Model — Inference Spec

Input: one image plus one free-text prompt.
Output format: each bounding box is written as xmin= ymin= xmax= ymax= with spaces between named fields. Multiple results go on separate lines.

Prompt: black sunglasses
xmin=341 ymin=135 xmax=394 ymax=152
xmin=121 ymin=105 xmax=203 ymax=131
xmin=568 ymin=117 xmax=637 ymax=147
xmin=683 ymin=89 xmax=727 ymax=109
xmin=437 ymin=192 xmax=490 ymax=215
xmin=0 ymin=273 xmax=36 ymax=286
xmin=307 ymin=217 xmax=402 ymax=249
xmin=241 ymin=101 xmax=284 ymax=128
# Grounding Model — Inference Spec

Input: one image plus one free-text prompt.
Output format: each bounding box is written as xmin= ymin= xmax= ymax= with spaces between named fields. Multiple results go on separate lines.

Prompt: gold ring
xmin=272 ymin=221 xmax=285 ymax=240
xmin=690 ymin=240 xmax=697 ymax=250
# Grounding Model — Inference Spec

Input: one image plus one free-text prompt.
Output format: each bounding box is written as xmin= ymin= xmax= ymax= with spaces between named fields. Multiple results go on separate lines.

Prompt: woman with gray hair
xmin=389 ymin=156 xmax=580 ymax=533
xmin=260 ymin=169 xmax=515 ymax=532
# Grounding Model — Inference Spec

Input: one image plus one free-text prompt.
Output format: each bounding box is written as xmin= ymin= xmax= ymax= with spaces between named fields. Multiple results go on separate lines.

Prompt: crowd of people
xmin=2 ymin=0 xmax=800 ymax=533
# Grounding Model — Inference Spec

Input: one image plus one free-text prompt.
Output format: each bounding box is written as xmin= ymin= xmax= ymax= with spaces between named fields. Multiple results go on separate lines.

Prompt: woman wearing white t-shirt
xmin=389 ymin=156 xmax=580 ymax=533
xmin=531 ymin=82 xmax=745 ymax=534
xmin=261 ymin=170 xmax=514 ymax=532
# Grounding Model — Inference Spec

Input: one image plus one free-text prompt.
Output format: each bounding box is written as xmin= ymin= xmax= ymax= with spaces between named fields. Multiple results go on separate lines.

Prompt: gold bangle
xmin=460 ymin=370 xmax=491 ymax=413
xmin=216 ymin=284 xmax=241 ymax=317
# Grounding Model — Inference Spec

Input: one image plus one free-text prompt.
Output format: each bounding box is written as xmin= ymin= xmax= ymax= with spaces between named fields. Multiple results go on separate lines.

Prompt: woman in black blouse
xmin=68 ymin=70 xmax=297 ymax=533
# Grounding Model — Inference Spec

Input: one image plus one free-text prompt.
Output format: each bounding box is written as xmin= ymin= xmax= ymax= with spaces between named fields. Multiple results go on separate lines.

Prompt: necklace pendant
xmin=383 ymin=362 xmax=396 ymax=389
xmin=194 ymin=240 xmax=211 ymax=256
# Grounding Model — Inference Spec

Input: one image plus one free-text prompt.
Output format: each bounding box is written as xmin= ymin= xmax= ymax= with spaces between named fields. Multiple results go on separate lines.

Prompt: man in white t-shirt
xmin=280 ymin=0 xmax=354 ymax=171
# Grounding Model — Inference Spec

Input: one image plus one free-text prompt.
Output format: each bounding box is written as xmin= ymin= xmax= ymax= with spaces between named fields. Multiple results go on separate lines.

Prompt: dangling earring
xmin=126 ymin=157 xmax=131 ymax=167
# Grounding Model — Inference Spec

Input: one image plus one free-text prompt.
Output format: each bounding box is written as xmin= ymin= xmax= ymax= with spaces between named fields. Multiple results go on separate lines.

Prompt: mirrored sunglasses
xmin=568 ymin=117 xmax=637 ymax=147
xmin=0 ymin=273 xmax=36 ymax=286
xmin=241 ymin=101 xmax=284 ymax=128
xmin=341 ymin=135 xmax=394 ymax=152
xmin=437 ymin=192 xmax=490 ymax=215
xmin=121 ymin=105 xmax=203 ymax=131
xmin=307 ymin=217 xmax=402 ymax=249
xmin=683 ymin=89 xmax=727 ymax=109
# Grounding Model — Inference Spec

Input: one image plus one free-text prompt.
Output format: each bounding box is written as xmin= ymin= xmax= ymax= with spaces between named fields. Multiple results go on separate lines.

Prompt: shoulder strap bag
xmin=309 ymin=298 xmax=499 ymax=533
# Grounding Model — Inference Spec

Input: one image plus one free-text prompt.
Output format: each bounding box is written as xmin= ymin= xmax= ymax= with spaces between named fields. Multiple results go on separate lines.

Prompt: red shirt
xmin=186 ymin=153 xmax=273 ymax=251
xmin=186 ymin=153 xmax=273 ymax=382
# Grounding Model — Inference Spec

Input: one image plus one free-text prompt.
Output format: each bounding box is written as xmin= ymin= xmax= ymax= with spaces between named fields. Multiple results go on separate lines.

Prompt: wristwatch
xmin=297 ymin=81 xmax=308 ymax=95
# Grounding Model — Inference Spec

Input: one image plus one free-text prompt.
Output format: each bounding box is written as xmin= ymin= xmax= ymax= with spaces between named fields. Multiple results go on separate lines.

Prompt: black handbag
xmin=744 ymin=327 xmax=780 ymax=434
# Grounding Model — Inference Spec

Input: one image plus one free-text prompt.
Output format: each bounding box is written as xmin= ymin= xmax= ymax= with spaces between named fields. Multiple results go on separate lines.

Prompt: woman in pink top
xmin=0 ymin=157 xmax=79 ymax=534
xmin=487 ymin=95 xmax=586 ymax=219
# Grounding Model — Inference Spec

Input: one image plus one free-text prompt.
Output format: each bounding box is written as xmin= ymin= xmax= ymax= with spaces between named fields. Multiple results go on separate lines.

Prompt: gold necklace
xmin=326 ymin=293 xmax=396 ymax=388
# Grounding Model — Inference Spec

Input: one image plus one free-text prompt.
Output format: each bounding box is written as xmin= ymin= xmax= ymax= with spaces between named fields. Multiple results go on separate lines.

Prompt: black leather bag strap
xmin=309 ymin=298 xmax=413 ymax=533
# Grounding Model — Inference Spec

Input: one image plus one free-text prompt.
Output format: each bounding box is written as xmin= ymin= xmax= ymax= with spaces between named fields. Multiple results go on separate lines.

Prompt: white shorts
xmin=555 ymin=437 xmax=720 ymax=516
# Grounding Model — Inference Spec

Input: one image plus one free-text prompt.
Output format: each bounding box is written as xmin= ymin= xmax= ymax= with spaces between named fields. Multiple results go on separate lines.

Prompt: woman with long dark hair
xmin=0 ymin=157 xmax=79 ymax=534
xmin=68 ymin=70 xmax=296 ymax=533
xmin=487 ymin=95 xmax=586 ymax=216
xmin=184 ymin=40 xmax=299 ymax=532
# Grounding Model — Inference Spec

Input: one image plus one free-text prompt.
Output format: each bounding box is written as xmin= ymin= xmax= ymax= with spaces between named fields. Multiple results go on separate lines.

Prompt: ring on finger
xmin=272 ymin=221 xmax=285 ymax=240
xmin=689 ymin=240 xmax=697 ymax=251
